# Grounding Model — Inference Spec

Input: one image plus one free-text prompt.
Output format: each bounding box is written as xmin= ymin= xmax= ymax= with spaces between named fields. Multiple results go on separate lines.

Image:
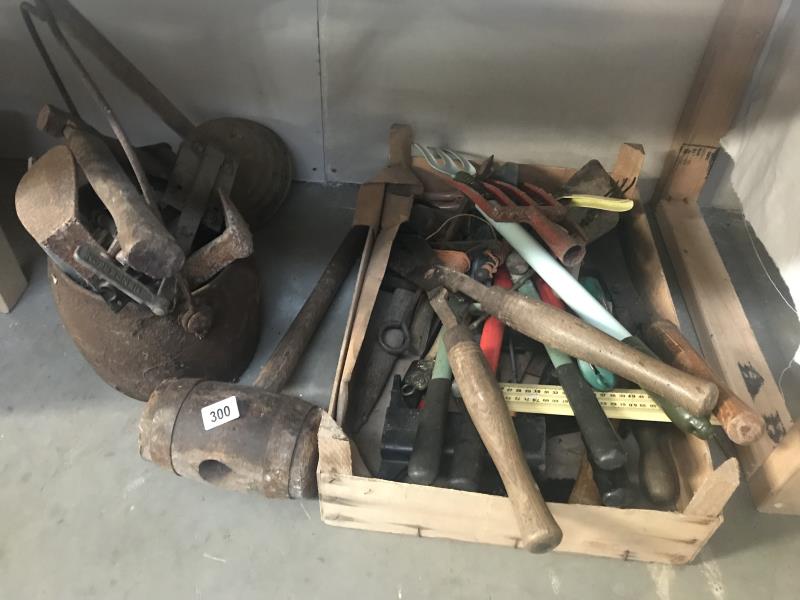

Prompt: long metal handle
xmin=40 ymin=0 xmax=195 ymax=138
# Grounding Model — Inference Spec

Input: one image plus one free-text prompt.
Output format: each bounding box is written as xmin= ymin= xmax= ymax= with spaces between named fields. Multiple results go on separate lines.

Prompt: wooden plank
xmin=0 ymin=226 xmax=26 ymax=313
xmin=684 ymin=458 xmax=741 ymax=518
xmin=610 ymin=143 xmax=717 ymax=509
xmin=317 ymin=414 xmax=719 ymax=565
xmin=615 ymin=143 xmax=680 ymax=326
xmin=655 ymin=145 xmax=791 ymax=477
xmin=656 ymin=0 xmax=783 ymax=198
xmin=667 ymin=429 xmax=715 ymax=512
xmin=333 ymin=194 xmax=412 ymax=424
xmin=750 ymin=422 xmax=800 ymax=514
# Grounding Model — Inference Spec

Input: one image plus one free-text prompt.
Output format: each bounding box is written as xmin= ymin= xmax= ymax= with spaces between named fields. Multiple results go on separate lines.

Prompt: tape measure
xmin=501 ymin=383 xmax=720 ymax=424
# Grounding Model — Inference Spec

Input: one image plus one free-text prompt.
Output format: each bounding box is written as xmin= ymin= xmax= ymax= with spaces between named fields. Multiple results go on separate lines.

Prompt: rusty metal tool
xmin=22 ymin=0 xmax=292 ymax=229
xmin=73 ymin=244 xmax=171 ymax=316
xmin=414 ymin=145 xmax=586 ymax=267
xmin=347 ymin=286 xmax=421 ymax=433
xmin=429 ymin=289 xmax=562 ymax=553
xmin=37 ymin=103 xmax=176 ymax=181
xmin=182 ymin=191 xmax=253 ymax=288
xmin=643 ymin=320 xmax=766 ymax=445
xmin=254 ymin=226 xmax=369 ymax=392
xmin=62 ymin=125 xmax=185 ymax=279
xmin=165 ymin=142 xmax=236 ymax=255
xmin=30 ymin=0 xmax=194 ymax=137
xmin=14 ymin=145 xmax=105 ymax=285
xmin=22 ymin=0 xmax=160 ymax=212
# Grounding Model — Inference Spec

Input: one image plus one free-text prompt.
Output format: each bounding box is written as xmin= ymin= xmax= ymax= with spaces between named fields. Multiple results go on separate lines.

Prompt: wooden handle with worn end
xmin=446 ymin=331 xmax=562 ymax=551
xmin=643 ymin=320 xmax=766 ymax=445
xmin=632 ymin=422 xmax=679 ymax=506
xmin=439 ymin=318 xmax=562 ymax=552
xmin=437 ymin=270 xmax=718 ymax=417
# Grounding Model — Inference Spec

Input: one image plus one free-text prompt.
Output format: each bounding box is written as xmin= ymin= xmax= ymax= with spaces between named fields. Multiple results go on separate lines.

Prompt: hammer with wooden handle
xmin=643 ymin=320 xmax=766 ymax=445
xmin=430 ymin=290 xmax=562 ymax=553
xmin=62 ymin=124 xmax=185 ymax=279
xmin=431 ymin=268 xmax=718 ymax=416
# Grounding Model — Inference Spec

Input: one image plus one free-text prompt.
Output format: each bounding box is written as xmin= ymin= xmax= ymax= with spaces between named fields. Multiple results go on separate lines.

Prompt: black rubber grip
xmin=408 ymin=378 xmax=452 ymax=484
xmin=555 ymin=362 xmax=626 ymax=471
xmin=592 ymin=464 xmax=633 ymax=508
xmin=448 ymin=416 xmax=486 ymax=492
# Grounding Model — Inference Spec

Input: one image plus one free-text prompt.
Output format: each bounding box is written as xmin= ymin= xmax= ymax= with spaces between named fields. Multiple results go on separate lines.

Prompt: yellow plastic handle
xmin=561 ymin=195 xmax=634 ymax=212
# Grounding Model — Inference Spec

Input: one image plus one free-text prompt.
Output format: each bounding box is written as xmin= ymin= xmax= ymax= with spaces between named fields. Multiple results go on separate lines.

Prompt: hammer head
xmin=182 ymin=191 xmax=254 ymax=288
xmin=36 ymin=104 xmax=75 ymax=138
xmin=15 ymin=145 xmax=104 ymax=284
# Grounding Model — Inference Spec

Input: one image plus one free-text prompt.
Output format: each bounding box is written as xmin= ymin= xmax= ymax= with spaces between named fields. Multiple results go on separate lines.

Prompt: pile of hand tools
xmin=14 ymin=0 xmax=292 ymax=399
xmin=343 ymin=131 xmax=767 ymax=553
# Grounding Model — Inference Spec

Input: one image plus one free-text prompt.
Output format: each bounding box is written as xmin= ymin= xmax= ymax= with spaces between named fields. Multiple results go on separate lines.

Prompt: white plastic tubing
xmin=479 ymin=211 xmax=631 ymax=341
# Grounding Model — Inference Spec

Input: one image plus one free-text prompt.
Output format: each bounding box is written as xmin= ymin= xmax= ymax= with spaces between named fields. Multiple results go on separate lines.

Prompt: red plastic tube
xmin=479 ymin=266 xmax=513 ymax=373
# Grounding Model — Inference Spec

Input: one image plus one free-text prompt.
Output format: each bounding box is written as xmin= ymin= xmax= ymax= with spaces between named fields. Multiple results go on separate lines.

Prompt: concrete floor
xmin=1 ymin=159 xmax=799 ymax=599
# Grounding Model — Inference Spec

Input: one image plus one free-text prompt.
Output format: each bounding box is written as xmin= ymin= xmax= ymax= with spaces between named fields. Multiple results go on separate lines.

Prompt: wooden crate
xmin=650 ymin=0 xmax=799 ymax=514
xmin=317 ymin=141 xmax=740 ymax=564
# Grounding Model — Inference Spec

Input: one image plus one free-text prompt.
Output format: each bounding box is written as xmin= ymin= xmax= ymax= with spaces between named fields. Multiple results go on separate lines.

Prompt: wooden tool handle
xmin=632 ymin=422 xmax=678 ymax=506
xmin=444 ymin=325 xmax=562 ymax=552
xmin=439 ymin=270 xmax=718 ymax=417
xmin=643 ymin=320 xmax=766 ymax=445
xmin=254 ymin=226 xmax=368 ymax=392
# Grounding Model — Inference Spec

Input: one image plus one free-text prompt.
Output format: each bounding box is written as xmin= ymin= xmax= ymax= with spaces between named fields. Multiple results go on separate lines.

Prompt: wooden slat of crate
xmin=317 ymin=414 xmax=721 ymax=565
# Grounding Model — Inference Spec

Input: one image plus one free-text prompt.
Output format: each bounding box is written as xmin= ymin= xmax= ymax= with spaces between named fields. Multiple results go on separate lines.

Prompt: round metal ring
xmin=378 ymin=320 xmax=410 ymax=356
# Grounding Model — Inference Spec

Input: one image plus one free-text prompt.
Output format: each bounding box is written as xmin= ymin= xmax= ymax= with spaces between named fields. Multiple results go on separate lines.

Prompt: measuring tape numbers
xmin=501 ymin=383 xmax=720 ymax=424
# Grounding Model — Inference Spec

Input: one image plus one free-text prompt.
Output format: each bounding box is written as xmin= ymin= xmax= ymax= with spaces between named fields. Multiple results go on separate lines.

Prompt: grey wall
xmin=319 ymin=0 xmax=722 ymax=185
xmin=0 ymin=0 xmax=325 ymax=180
xmin=1 ymin=0 xmax=723 ymax=186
